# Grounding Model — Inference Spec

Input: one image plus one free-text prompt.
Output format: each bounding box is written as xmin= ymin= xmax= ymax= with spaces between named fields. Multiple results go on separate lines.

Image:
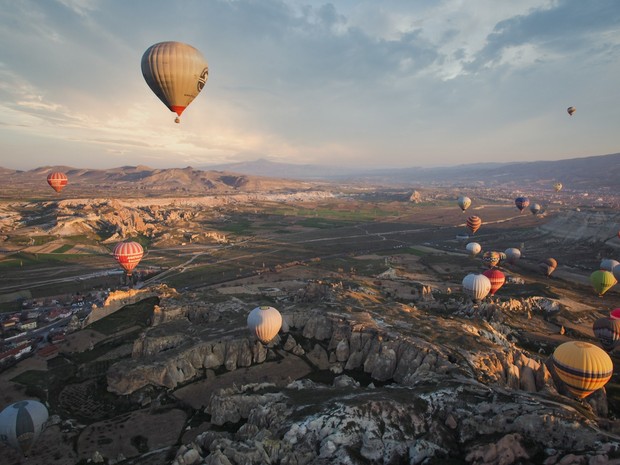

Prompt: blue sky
xmin=0 ymin=0 xmax=618 ymax=170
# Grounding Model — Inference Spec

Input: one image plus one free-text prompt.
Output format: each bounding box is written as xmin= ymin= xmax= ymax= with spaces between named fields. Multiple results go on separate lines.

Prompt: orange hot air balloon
xmin=482 ymin=268 xmax=505 ymax=295
xmin=141 ymin=41 xmax=209 ymax=123
xmin=113 ymin=241 xmax=144 ymax=277
xmin=466 ymin=215 xmax=482 ymax=235
xmin=538 ymin=258 xmax=557 ymax=277
xmin=47 ymin=172 xmax=68 ymax=193
xmin=552 ymin=341 xmax=612 ymax=399
xmin=482 ymin=251 xmax=500 ymax=268
xmin=247 ymin=306 xmax=282 ymax=344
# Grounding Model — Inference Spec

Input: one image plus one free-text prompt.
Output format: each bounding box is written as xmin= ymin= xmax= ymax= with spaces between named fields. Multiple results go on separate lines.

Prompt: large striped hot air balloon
xmin=552 ymin=341 xmax=612 ymax=399
xmin=141 ymin=41 xmax=209 ymax=123
xmin=466 ymin=216 xmax=482 ymax=235
xmin=462 ymin=273 xmax=491 ymax=303
xmin=0 ymin=400 xmax=48 ymax=456
xmin=247 ymin=306 xmax=282 ymax=344
xmin=482 ymin=268 xmax=505 ymax=296
xmin=482 ymin=251 xmax=500 ymax=269
xmin=457 ymin=196 xmax=471 ymax=212
xmin=590 ymin=270 xmax=617 ymax=297
xmin=46 ymin=172 xmax=68 ymax=193
xmin=514 ymin=197 xmax=530 ymax=213
xmin=113 ymin=241 xmax=144 ymax=277
xmin=593 ymin=317 xmax=620 ymax=352
xmin=538 ymin=258 xmax=557 ymax=277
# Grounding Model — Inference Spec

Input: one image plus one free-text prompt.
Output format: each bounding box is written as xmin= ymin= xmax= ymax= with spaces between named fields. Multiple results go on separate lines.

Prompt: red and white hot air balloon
xmin=483 ymin=268 xmax=506 ymax=296
xmin=113 ymin=241 xmax=144 ymax=277
xmin=47 ymin=172 xmax=68 ymax=193
xmin=141 ymin=41 xmax=209 ymax=123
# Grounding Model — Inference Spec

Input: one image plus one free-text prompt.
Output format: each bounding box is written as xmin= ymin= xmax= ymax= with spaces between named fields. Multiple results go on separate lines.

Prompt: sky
xmin=0 ymin=0 xmax=619 ymax=170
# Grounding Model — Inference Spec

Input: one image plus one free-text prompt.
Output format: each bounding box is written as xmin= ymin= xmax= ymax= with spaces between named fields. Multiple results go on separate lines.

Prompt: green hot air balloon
xmin=590 ymin=270 xmax=617 ymax=297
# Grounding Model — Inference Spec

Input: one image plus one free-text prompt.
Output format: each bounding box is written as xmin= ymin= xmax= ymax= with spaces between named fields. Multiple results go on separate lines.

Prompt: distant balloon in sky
xmin=529 ymin=203 xmax=541 ymax=215
xmin=113 ymin=241 xmax=144 ymax=277
xmin=567 ymin=106 xmax=576 ymax=116
xmin=247 ymin=306 xmax=282 ymax=344
xmin=466 ymin=216 xmax=482 ymax=235
xmin=504 ymin=248 xmax=521 ymax=265
xmin=0 ymin=400 xmax=48 ymax=455
xmin=46 ymin=172 xmax=68 ymax=193
xmin=590 ymin=270 xmax=617 ymax=297
xmin=514 ymin=197 xmax=530 ymax=213
xmin=482 ymin=268 xmax=505 ymax=296
xmin=552 ymin=341 xmax=612 ymax=399
xmin=141 ymin=41 xmax=209 ymax=124
xmin=538 ymin=258 xmax=557 ymax=277
xmin=553 ymin=182 xmax=563 ymax=192
xmin=466 ymin=242 xmax=481 ymax=257
xmin=462 ymin=273 xmax=491 ymax=303
xmin=457 ymin=196 xmax=471 ymax=212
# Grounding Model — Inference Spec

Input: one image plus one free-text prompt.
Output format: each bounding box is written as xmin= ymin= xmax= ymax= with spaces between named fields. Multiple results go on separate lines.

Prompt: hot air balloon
xmin=113 ymin=241 xmax=144 ymax=277
xmin=567 ymin=106 xmax=576 ymax=116
xmin=482 ymin=268 xmax=505 ymax=296
xmin=614 ymin=264 xmax=620 ymax=283
xmin=590 ymin=270 xmax=617 ymax=297
xmin=600 ymin=259 xmax=620 ymax=272
xmin=482 ymin=251 xmax=500 ymax=268
xmin=538 ymin=258 xmax=557 ymax=277
xmin=457 ymin=196 xmax=471 ymax=212
xmin=610 ymin=308 xmax=620 ymax=320
xmin=0 ymin=400 xmax=48 ymax=455
xmin=141 ymin=41 xmax=209 ymax=124
xmin=466 ymin=242 xmax=481 ymax=257
xmin=514 ymin=197 xmax=530 ymax=213
xmin=46 ymin=172 xmax=68 ymax=193
xmin=462 ymin=273 xmax=491 ymax=303
xmin=593 ymin=317 xmax=620 ymax=352
xmin=553 ymin=182 xmax=563 ymax=192
xmin=552 ymin=341 xmax=612 ymax=399
xmin=504 ymin=248 xmax=521 ymax=265
xmin=498 ymin=252 xmax=507 ymax=264
xmin=247 ymin=306 xmax=282 ymax=344
xmin=529 ymin=203 xmax=541 ymax=215
xmin=466 ymin=216 xmax=482 ymax=235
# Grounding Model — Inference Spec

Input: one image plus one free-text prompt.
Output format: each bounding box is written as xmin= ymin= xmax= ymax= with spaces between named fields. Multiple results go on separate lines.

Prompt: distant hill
xmin=206 ymin=153 xmax=620 ymax=189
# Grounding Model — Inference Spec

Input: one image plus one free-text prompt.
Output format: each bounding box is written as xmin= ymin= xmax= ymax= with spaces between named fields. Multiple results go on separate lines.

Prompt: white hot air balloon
xmin=141 ymin=41 xmax=209 ymax=123
xmin=504 ymin=248 xmax=521 ymax=265
xmin=0 ymin=400 xmax=48 ymax=456
xmin=466 ymin=242 xmax=482 ymax=256
xmin=247 ymin=306 xmax=282 ymax=344
xmin=462 ymin=273 xmax=491 ymax=303
xmin=600 ymin=259 xmax=620 ymax=272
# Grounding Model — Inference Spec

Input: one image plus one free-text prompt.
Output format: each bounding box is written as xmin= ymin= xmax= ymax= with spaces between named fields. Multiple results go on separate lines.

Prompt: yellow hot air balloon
xmin=141 ymin=41 xmax=209 ymax=123
xmin=247 ymin=306 xmax=282 ymax=344
xmin=590 ymin=270 xmax=617 ymax=297
xmin=552 ymin=341 xmax=612 ymax=399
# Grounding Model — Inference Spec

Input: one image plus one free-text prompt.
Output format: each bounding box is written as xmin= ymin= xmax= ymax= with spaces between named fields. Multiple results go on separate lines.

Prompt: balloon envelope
xmin=600 ymin=259 xmax=620 ymax=272
xmin=457 ymin=196 xmax=471 ymax=212
xmin=567 ymin=106 xmax=576 ymax=116
xmin=593 ymin=317 xmax=620 ymax=351
xmin=466 ymin=216 xmax=482 ymax=235
xmin=462 ymin=273 xmax=491 ymax=303
xmin=113 ymin=241 xmax=144 ymax=276
xmin=610 ymin=308 xmax=620 ymax=320
xmin=482 ymin=251 xmax=500 ymax=268
xmin=482 ymin=268 xmax=505 ymax=295
xmin=515 ymin=197 xmax=530 ymax=213
xmin=529 ymin=203 xmax=541 ymax=215
xmin=504 ymin=248 xmax=521 ymax=265
xmin=590 ymin=270 xmax=617 ymax=297
xmin=46 ymin=172 xmax=68 ymax=193
xmin=466 ymin=242 xmax=481 ymax=256
xmin=141 ymin=41 xmax=209 ymax=123
xmin=553 ymin=182 xmax=563 ymax=192
xmin=552 ymin=341 xmax=612 ymax=398
xmin=538 ymin=258 xmax=557 ymax=277
xmin=247 ymin=306 xmax=282 ymax=344
xmin=0 ymin=400 xmax=48 ymax=455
